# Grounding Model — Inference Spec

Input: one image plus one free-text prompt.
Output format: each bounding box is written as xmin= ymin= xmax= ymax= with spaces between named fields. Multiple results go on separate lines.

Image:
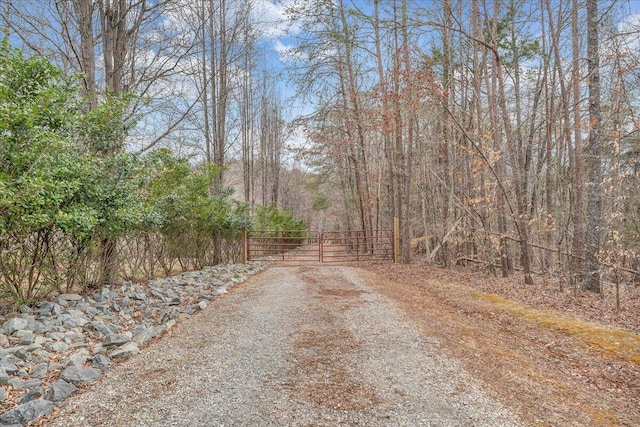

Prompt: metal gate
xmin=243 ymin=229 xmax=395 ymax=263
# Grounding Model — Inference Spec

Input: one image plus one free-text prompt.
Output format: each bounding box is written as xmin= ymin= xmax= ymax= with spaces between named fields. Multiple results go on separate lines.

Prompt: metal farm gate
xmin=243 ymin=229 xmax=396 ymax=264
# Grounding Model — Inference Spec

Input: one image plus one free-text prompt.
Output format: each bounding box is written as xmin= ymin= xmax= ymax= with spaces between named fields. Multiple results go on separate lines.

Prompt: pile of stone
xmin=0 ymin=262 xmax=265 ymax=426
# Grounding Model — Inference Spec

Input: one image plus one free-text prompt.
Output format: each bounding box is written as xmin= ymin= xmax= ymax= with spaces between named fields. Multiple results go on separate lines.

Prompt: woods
xmin=286 ymin=0 xmax=640 ymax=292
xmin=0 ymin=0 xmax=639 ymax=301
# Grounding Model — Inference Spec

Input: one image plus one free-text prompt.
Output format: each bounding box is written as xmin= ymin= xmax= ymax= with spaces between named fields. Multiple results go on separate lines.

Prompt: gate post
xmin=241 ymin=229 xmax=248 ymax=263
xmin=281 ymin=230 xmax=285 ymax=261
xmin=393 ymin=217 xmax=400 ymax=263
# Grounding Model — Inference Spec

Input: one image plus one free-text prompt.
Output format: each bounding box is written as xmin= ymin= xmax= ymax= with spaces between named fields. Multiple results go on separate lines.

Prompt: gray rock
xmin=47 ymin=363 xmax=64 ymax=373
xmin=58 ymin=293 xmax=83 ymax=303
xmin=214 ymin=287 xmax=228 ymax=296
xmin=19 ymin=386 xmax=43 ymax=404
xmin=7 ymin=378 xmax=40 ymax=390
xmin=159 ymin=307 xmax=178 ymax=324
xmin=63 ymin=330 xmax=85 ymax=344
xmin=197 ymin=300 xmax=208 ymax=310
xmin=0 ymin=399 xmax=55 ymax=424
xmin=30 ymin=364 xmax=48 ymax=379
xmin=103 ymin=333 xmax=131 ymax=348
xmin=85 ymin=320 xmax=112 ymax=337
xmin=45 ymin=379 xmax=77 ymax=402
xmin=48 ymin=341 xmax=69 ymax=353
xmin=0 ymin=387 xmax=6 ymax=402
xmin=1 ymin=318 xmax=32 ymax=336
xmin=66 ymin=348 xmax=90 ymax=367
xmin=52 ymin=303 xmax=63 ymax=316
xmin=60 ymin=366 xmax=100 ymax=385
xmin=24 ymin=343 xmax=42 ymax=353
xmin=181 ymin=306 xmax=196 ymax=315
xmin=118 ymin=312 xmax=132 ymax=322
xmin=18 ymin=305 xmax=32 ymax=314
xmin=34 ymin=301 xmax=53 ymax=315
xmin=91 ymin=354 xmax=110 ymax=371
xmin=0 ymin=367 xmax=8 ymax=385
xmin=133 ymin=292 xmax=147 ymax=301
xmin=0 ymin=358 xmax=18 ymax=375
xmin=14 ymin=348 xmax=30 ymax=361
xmin=165 ymin=319 xmax=177 ymax=330
xmin=143 ymin=307 xmax=158 ymax=319
xmin=24 ymin=317 xmax=48 ymax=334
xmin=132 ymin=327 xmax=158 ymax=345
xmin=6 ymin=378 xmax=21 ymax=389
xmin=110 ymin=342 xmax=139 ymax=359
xmin=62 ymin=314 xmax=90 ymax=329
xmin=18 ymin=334 xmax=35 ymax=346
xmin=68 ymin=342 xmax=88 ymax=350
xmin=33 ymin=336 xmax=49 ymax=346
xmin=13 ymin=330 xmax=30 ymax=338
xmin=47 ymin=331 xmax=65 ymax=341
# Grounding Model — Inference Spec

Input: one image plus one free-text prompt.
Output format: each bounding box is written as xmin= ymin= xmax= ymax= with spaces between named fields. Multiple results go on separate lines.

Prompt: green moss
xmin=472 ymin=291 xmax=640 ymax=364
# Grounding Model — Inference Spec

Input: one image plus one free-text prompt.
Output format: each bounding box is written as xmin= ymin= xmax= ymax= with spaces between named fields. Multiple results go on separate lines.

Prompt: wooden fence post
xmin=241 ymin=229 xmax=248 ymax=263
xmin=393 ymin=217 xmax=400 ymax=263
xmin=281 ymin=230 xmax=285 ymax=261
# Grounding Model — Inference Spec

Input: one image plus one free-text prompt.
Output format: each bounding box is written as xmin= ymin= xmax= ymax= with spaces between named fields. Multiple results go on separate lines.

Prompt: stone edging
xmin=0 ymin=262 xmax=266 ymax=426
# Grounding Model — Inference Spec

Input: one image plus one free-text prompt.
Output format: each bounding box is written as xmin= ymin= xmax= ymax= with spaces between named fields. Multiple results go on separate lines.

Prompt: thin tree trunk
xmin=373 ymin=0 xmax=396 ymax=232
xmin=201 ymin=0 xmax=212 ymax=164
xmin=74 ymin=0 xmax=97 ymax=111
xmin=571 ymin=0 xmax=586 ymax=286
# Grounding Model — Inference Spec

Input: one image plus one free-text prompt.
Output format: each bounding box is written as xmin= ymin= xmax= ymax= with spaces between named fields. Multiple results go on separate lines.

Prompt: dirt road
xmin=46 ymin=265 xmax=522 ymax=426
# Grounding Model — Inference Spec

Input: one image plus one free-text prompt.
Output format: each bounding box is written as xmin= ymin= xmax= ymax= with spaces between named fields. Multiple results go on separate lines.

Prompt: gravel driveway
xmin=47 ymin=265 xmax=524 ymax=426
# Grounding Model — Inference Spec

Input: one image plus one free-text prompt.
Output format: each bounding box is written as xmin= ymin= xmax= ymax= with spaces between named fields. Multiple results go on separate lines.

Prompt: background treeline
xmin=287 ymin=0 xmax=640 ymax=293
xmin=0 ymin=44 xmax=303 ymax=304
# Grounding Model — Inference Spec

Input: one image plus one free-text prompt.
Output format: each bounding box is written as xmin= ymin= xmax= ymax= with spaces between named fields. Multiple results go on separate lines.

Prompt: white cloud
xmin=273 ymin=39 xmax=307 ymax=62
xmin=618 ymin=13 xmax=640 ymax=52
xmin=253 ymin=0 xmax=302 ymax=39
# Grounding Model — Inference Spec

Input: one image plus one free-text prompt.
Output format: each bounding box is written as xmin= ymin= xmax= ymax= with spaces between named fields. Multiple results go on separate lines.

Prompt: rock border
xmin=0 ymin=262 xmax=266 ymax=426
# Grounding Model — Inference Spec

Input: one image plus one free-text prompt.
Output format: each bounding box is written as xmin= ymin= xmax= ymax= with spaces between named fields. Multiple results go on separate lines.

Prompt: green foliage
xmin=254 ymin=203 xmax=306 ymax=232
xmin=0 ymin=46 xmax=253 ymax=302
xmin=498 ymin=5 xmax=540 ymax=64
xmin=142 ymin=149 xmax=251 ymax=235
xmin=0 ymin=46 xmax=84 ymax=236
xmin=311 ymin=193 xmax=329 ymax=212
xmin=77 ymin=93 xmax=135 ymax=155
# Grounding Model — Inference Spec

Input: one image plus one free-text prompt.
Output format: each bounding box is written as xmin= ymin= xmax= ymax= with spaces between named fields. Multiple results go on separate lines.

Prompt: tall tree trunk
xmin=571 ymin=0 xmax=586 ymax=286
xmin=201 ymin=0 xmax=212 ymax=165
xmin=373 ymin=0 xmax=396 ymax=232
xmin=399 ymin=0 xmax=413 ymax=262
xmin=97 ymin=0 xmax=130 ymax=285
xmin=74 ymin=0 xmax=97 ymax=111
xmin=491 ymin=0 xmax=533 ymax=285
xmin=337 ymin=0 xmax=373 ymax=237
xmin=545 ymin=0 xmax=573 ymax=279
xmin=583 ymin=0 xmax=603 ymax=292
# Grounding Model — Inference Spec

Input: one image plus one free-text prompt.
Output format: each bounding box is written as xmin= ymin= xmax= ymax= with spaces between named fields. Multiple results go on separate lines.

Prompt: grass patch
xmin=472 ymin=291 xmax=640 ymax=364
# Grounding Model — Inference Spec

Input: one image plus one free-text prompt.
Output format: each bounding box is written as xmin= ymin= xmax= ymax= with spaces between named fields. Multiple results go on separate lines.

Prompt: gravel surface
xmin=45 ymin=265 xmax=524 ymax=426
